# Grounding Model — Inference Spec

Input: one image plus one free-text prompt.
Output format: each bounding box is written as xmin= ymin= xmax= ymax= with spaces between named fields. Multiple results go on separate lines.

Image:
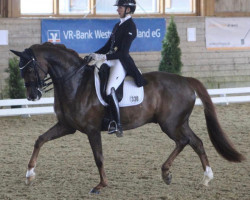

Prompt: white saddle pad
xmin=94 ymin=67 xmax=144 ymax=107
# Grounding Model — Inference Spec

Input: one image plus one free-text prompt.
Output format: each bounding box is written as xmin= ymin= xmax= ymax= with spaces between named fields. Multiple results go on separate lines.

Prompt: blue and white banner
xmin=41 ymin=18 xmax=166 ymax=53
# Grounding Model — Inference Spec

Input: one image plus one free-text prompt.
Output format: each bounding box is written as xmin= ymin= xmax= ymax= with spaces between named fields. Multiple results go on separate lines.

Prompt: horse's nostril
xmin=28 ymin=97 xmax=35 ymax=101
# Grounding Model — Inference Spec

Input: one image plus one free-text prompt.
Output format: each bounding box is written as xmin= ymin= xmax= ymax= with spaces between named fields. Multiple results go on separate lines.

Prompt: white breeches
xmin=104 ymin=59 xmax=126 ymax=95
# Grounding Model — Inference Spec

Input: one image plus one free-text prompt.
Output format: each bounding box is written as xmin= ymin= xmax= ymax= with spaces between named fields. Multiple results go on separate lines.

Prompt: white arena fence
xmin=0 ymin=87 xmax=250 ymax=117
xmin=195 ymin=87 xmax=250 ymax=105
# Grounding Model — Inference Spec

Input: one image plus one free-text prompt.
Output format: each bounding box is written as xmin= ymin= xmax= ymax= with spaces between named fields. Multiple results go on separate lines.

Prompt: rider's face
xmin=117 ymin=6 xmax=130 ymax=18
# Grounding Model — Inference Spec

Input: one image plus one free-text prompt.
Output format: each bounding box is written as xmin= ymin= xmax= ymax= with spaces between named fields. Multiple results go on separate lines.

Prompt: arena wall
xmin=1 ymin=16 xmax=250 ymax=98
xmin=215 ymin=0 xmax=250 ymax=14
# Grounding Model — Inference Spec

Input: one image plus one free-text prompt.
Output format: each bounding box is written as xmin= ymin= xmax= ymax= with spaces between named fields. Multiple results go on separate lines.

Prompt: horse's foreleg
xmin=87 ymin=132 xmax=107 ymax=194
xmin=26 ymin=123 xmax=75 ymax=184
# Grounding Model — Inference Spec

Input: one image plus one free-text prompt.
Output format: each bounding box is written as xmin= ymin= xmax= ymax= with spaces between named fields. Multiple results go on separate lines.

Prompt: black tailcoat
xmin=95 ymin=18 xmax=147 ymax=87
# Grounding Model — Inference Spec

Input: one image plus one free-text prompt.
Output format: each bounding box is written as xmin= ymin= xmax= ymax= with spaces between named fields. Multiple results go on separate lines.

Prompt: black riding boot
xmin=107 ymin=87 xmax=123 ymax=137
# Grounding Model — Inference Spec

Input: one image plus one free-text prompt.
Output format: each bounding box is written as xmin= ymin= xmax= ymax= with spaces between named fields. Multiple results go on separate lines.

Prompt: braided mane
xmin=43 ymin=42 xmax=83 ymax=60
xmin=31 ymin=42 xmax=84 ymax=62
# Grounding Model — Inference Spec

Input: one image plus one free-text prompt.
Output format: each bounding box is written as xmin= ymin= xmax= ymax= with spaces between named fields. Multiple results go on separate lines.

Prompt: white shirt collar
xmin=119 ymin=15 xmax=131 ymax=25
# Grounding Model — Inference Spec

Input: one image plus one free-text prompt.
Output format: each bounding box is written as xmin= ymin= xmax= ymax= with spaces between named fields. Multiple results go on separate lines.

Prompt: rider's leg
xmin=107 ymin=87 xmax=123 ymax=137
xmin=106 ymin=59 xmax=126 ymax=95
xmin=106 ymin=60 xmax=126 ymax=136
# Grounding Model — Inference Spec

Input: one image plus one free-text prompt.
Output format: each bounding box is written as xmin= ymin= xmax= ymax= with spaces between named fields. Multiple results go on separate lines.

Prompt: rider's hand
xmin=90 ymin=53 xmax=106 ymax=61
xmin=83 ymin=55 xmax=92 ymax=63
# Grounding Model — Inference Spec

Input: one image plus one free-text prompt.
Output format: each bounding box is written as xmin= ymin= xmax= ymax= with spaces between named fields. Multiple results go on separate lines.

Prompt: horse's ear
xmin=10 ymin=50 xmax=23 ymax=58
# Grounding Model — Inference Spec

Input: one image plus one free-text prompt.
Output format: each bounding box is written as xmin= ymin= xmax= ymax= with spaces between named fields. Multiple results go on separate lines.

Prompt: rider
xmin=89 ymin=0 xmax=147 ymax=136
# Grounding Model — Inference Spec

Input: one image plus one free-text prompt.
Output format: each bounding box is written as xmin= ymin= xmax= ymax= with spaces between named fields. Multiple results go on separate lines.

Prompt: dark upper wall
xmin=2 ymin=0 xmax=250 ymax=18
xmin=215 ymin=0 xmax=250 ymax=13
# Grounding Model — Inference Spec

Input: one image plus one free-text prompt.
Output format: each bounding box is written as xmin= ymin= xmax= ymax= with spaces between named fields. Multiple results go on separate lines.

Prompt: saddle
xmin=94 ymin=62 xmax=144 ymax=131
xmin=94 ymin=63 xmax=144 ymax=107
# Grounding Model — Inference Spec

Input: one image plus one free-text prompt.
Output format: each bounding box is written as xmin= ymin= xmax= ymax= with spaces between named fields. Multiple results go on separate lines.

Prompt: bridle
xmin=20 ymin=49 xmax=52 ymax=93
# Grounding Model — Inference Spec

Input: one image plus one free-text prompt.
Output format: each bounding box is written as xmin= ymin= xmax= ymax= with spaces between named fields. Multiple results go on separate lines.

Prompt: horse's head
xmin=10 ymin=48 xmax=48 ymax=101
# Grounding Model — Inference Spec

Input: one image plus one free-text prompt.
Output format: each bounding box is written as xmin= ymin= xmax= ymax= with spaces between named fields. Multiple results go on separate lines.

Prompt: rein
xmin=48 ymin=55 xmax=92 ymax=85
xmin=54 ymin=63 xmax=87 ymax=83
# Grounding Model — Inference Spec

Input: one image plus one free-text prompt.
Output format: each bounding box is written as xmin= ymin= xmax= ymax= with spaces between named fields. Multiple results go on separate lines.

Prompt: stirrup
xmin=108 ymin=120 xmax=118 ymax=134
xmin=108 ymin=120 xmax=123 ymax=137
xmin=115 ymin=125 xmax=123 ymax=137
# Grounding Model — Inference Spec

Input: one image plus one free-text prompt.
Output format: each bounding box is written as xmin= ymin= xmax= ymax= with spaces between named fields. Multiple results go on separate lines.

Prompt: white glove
xmin=90 ymin=53 xmax=106 ymax=61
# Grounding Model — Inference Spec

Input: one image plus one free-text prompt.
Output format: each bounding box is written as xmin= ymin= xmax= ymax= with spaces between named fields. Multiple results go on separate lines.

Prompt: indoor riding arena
xmin=0 ymin=1 xmax=250 ymax=200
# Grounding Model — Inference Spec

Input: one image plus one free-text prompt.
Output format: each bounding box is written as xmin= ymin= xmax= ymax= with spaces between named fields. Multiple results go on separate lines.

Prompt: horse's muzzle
xmin=27 ymin=88 xmax=42 ymax=101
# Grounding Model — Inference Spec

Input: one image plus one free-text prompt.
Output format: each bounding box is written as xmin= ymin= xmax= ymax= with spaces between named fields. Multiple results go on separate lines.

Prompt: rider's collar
xmin=119 ymin=15 xmax=131 ymax=25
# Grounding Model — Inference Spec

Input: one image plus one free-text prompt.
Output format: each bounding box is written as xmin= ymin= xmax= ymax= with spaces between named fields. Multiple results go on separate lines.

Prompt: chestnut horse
xmin=11 ymin=43 xmax=244 ymax=194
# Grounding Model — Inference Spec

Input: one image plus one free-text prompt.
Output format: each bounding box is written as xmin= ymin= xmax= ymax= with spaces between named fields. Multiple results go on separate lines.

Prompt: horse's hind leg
xmin=161 ymin=140 xmax=188 ymax=185
xmin=182 ymin=122 xmax=214 ymax=186
xmin=160 ymin=124 xmax=189 ymax=185
xmin=26 ymin=123 xmax=75 ymax=184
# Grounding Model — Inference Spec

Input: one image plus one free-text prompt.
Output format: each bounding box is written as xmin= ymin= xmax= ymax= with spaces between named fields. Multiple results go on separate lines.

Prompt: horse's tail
xmin=187 ymin=77 xmax=245 ymax=162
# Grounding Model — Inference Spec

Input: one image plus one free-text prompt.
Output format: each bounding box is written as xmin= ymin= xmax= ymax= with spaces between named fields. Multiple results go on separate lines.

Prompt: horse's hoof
xmin=200 ymin=175 xmax=211 ymax=187
xmin=89 ymin=188 xmax=100 ymax=194
xmin=25 ymin=175 xmax=35 ymax=185
xmin=195 ymin=183 xmax=206 ymax=190
xmin=162 ymin=171 xmax=172 ymax=185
